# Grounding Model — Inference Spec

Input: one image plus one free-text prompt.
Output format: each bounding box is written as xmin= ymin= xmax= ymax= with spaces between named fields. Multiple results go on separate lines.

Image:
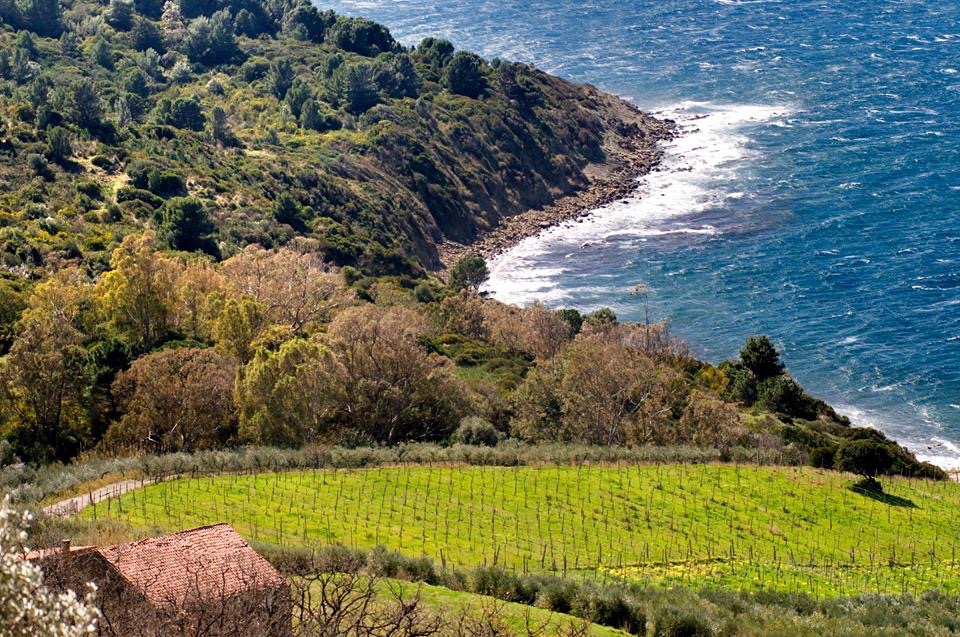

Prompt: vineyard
xmin=82 ymin=464 xmax=960 ymax=597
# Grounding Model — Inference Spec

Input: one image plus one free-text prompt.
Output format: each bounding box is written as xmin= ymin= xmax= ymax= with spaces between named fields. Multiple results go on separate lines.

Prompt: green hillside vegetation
xmin=0 ymin=232 xmax=940 ymax=483
xmin=0 ymin=0 xmax=667 ymax=276
xmin=81 ymin=463 xmax=960 ymax=598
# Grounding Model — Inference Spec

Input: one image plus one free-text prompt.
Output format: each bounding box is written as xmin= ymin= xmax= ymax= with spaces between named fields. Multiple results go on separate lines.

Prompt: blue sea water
xmin=322 ymin=0 xmax=960 ymax=467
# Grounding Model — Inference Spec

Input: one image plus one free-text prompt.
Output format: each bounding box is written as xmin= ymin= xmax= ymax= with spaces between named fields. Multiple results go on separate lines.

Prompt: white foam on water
xmin=484 ymin=101 xmax=795 ymax=306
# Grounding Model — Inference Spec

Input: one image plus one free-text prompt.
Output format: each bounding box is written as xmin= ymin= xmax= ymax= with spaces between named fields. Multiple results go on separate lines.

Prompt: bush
xmin=757 ymin=376 xmax=805 ymax=416
xmin=835 ymin=438 xmax=896 ymax=478
xmin=153 ymin=196 xmax=217 ymax=254
xmin=44 ymin=126 xmax=72 ymax=163
xmin=809 ymin=445 xmax=836 ymax=469
xmin=569 ymin=586 xmax=639 ymax=632
xmin=157 ymin=94 xmax=205 ymax=131
xmin=452 ymin=417 xmax=502 ymax=447
xmin=651 ymin=605 xmax=714 ymax=637
xmin=443 ymin=51 xmax=487 ymax=98
xmin=328 ymin=16 xmax=399 ymax=57
xmin=241 ymin=57 xmax=270 ymax=82
xmin=115 ymin=186 xmax=163 ymax=208
xmin=449 ymin=254 xmax=489 ymax=291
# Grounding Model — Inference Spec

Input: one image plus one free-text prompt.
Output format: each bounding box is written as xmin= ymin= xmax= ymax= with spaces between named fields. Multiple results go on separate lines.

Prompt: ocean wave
xmin=485 ymin=101 xmax=794 ymax=302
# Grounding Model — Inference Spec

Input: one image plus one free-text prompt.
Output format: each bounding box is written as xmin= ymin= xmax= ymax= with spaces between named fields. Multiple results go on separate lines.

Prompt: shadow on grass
xmin=849 ymin=479 xmax=918 ymax=509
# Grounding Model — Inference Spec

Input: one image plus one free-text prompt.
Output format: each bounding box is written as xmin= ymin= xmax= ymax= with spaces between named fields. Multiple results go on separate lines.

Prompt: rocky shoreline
xmin=438 ymin=114 xmax=675 ymax=269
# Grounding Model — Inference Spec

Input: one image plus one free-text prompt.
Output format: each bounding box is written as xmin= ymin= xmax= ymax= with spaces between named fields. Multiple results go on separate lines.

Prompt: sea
xmin=322 ymin=0 xmax=960 ymax=469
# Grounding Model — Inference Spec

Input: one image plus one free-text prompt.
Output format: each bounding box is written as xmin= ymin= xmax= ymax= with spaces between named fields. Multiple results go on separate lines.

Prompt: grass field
xmin=82 ymin=464 xmax=960 ymax=597
xmin=378 ymin=579 xmax=625 ymax=636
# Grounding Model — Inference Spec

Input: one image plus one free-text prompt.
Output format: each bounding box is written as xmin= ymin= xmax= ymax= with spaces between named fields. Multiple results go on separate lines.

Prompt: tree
xmin=739 ymin=335 xmax=784 ymax=381
xmin=511 ymin=330 xmax=685 ymax=446
xmin=271 ymin=192 xmax=306 ymax=230
xmin=212 ymin=295 xmax=266 ymax=363
xmin=443 ymin=51 xmax=486 ymax=98
xmin=106 ymin=0 xmax=133 ymax=31
xmin=284 ymin=78 xmax=311 ymax=118
xmin=0 ymin=0 xmax=21 ymax=29
xmin=185 ymin=9 xmax=237 ymax=65
xmin=107 ymin=347 xmax=238 ymax=453
xmin=0 ymin=279 xmax=26 ymax=355
xmin=0 ymin=496 xmax=101 ymax=636
xmin=133 ymin=0 xmax=163 ymax=19
xmin=449 ymin=254 xmax=489 ymax=291
xmin=58 ymin=30 xmax=79 ymax=56
xmin=160 ymin=0 xmax=185 ymax=45
xmin=835 ymin=438 xmax=896 ymax=484
xmin=44 ymin=125 xmax=72 ymax=163
xmin=96 ymin=232 xmax=178 ymax=351
xmin=415 ymin=37 xmax=454 ymax=82
xmin=235 ymin=337 xmax=339 ymax=447
xmin=0 ymin=271 xmax=93 ymax=463
xmin=93 ymin=38 xmax=113 ymax=69
xmin=328 ymin=16 xmax=398 ymax=57
xmin=69 ymin=79 xmax=104 ymax=130
xmin=154 ymin=196 xmax=218 ymax=254
xmin=323 ymin=304 xmax=469 ymax=443
xmin=267 ymin=57 xmax=294 ymax=100
xmin=298 ymin=98 xmax=331 ymax=131
xmin=209 ymin=105 xmax=237 ymax=146
xmin=220 ymin=245 xmax=346 ymax=332
xmin=482 ymin=300 xmax=572 ymax=360
xmin=327 ymin=63 xmax=378 ymax=114
xmin=281 ymin=3 xmax=332 ymax=43
xmin=373 ymin=52 xmax=419 ymax=99
xmin=157 ymin=94 xmax=205 ymax=130
xmin=131 ymin=16 xmax=164 ymax=52
xmin=678 ymin=390 xmax=748 ymax=452
xmin=19 ymin=0 xmax=61 ymax=37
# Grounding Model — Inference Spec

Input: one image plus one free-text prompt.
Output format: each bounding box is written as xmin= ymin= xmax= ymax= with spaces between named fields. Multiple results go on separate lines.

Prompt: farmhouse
xmin=33 ymin=523 xmax=291 ymax=637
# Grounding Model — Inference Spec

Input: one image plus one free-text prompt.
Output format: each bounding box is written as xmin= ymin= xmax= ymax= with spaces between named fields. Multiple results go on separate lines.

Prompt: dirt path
xmin=43 ymin=479 xmax=154 ymax=517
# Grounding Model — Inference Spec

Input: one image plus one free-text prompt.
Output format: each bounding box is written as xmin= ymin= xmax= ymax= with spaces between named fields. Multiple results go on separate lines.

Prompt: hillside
xmin=0 ymin=0 xmax=668 ymax=277
xmin=81 ymin=463 xmax=960 ymax=598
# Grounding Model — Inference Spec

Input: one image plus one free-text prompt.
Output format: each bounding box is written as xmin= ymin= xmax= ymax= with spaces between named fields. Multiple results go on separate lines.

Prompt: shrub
xmin=26 ymin=153 xmax=50 ymax=178
xmin=413 ymin=282 xmax=435 ymax=303
xmin=154 ymin=196 xmax=217 ymax=254
xmin=809 ymin=445 xmax=836 ymax=469
xmin=115 ymin=186 xmax=163 ymax=208
xmin=756 ymin=375 xmax=805 ymax=416
xmin=156 ymin=94 xmax=205 ymax=130
xmin=443 ymin=51 xmax=487 ymax=98
xmin=452 ymin=416 xmax=502 ymax=447
xmin=44 ymin=126 xmax=72 ymax=164
xmin=241 ymin=56 xmax=270 ymax=82
xmin=718 ymin=360 xmax=757 ymax=405
xmin=327 ymin=16 xmax=399 ymax=57
xmin=651 ymin=605 xmax=714 ymax=637
xmin=449 ymin=254 xmax=488 ymax=291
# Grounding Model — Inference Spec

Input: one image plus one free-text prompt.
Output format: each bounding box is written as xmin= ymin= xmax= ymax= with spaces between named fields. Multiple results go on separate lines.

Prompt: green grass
xmin=82 ymin=464 xmax=960 ymax=597
xmin=377 ymin=579 xmax=625 ymax=636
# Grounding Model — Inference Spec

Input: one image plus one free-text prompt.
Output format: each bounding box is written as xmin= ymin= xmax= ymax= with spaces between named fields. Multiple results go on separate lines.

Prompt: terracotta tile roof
xmin=96 ymin=523 xmax=285 ymax=608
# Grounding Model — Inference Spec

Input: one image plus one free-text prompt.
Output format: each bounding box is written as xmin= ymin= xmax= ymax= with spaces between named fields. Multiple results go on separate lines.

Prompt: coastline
xmin=437 ymin=107 xmax=675 ymax=269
